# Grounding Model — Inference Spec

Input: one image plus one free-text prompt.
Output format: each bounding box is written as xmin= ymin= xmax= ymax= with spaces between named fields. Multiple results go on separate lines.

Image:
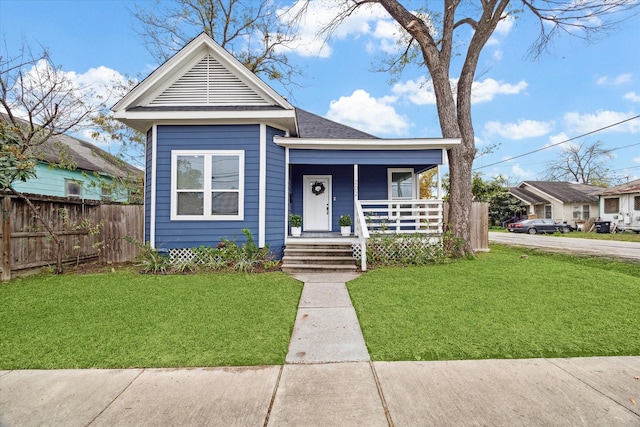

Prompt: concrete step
xmin=284 ymin=249 xmax=353 ymax=258
xmin=282 ymin=242 xmax=357 ymax=273
xmin=285 ymin=244 xmax=354 ymax=251
xmin=282 ymin=256 xmax=356 ymax=266
xmin=281 ymin=263 xmax=358 ymax=274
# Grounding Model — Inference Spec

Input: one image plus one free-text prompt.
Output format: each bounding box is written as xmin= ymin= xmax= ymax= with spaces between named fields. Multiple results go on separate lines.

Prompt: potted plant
xmin=339 ymin=214 xmax=352 ymax=236
xmin=289 ymin=214 xmax=302 ymax=237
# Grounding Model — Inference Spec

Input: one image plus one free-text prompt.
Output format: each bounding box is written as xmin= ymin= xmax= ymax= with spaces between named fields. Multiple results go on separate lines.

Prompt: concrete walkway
xmin=1 ymin=273 xmax=640 ymax=426
xmin=285 ymin=272 xmax=368 ymax=364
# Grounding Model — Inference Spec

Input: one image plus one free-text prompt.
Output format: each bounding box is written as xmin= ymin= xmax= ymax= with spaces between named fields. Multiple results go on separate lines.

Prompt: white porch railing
xmin=354 ymin=199 xmax=444 ymax=271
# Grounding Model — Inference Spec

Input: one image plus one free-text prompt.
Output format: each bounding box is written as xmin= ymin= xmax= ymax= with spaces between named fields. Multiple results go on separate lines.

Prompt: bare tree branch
xmin=1 ymin=45 xmax=103 ymax=273
xmin=305 ymin=0 xmax=638 ymax=256
xmin=543 ymin=141 xmax=614 ymax=186
xmin=131 ymin=0 xmax=303 ymax=90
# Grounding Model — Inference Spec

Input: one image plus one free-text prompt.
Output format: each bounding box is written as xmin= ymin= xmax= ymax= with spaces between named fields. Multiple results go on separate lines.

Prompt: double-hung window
xmin=171 ymin=150 xmax=244 ymax=220
xmin=388 ymin=168 xmax=415 ymax=200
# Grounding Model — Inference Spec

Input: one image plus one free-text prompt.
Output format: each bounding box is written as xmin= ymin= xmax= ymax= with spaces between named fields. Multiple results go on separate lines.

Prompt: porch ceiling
xmin=288 ymin=148 xmax=444 ymax=166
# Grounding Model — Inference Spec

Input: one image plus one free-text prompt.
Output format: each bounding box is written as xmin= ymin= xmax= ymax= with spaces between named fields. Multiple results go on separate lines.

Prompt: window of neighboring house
xmin=572 ymin=205 xmax=580 ymax=220
xmin=101 ymin=186 xmax=112 ymax=201
xmin=65 ymin=180 xmax=82 ymax=198
xmin=388 ymin=169 xmax=415 ymax=200
xmin=573 ymin=204 xmax=590 ymax=220
xmin=634 ymin=196 xmax=640 ymax=211
xmin=544 ymin=205 xmax=552 ymax=219
xmin=604 ymin=197 xmax=619 ymax=214
xmin=171 ymin=150 xmax=244 ymax=220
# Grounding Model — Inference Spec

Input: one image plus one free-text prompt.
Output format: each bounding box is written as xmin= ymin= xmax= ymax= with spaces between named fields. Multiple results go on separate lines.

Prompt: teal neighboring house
xmin=11 ymin=132 xmax=142 ymax=203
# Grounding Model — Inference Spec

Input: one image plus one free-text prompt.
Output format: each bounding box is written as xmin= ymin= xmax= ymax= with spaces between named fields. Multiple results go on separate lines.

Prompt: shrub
xmin=339 ymin=214 xmax=352 ymax=226
xmin=128 ymin=230 xmax=278 ymax=274
xmin=289 ymin=214 xmax=302 ymax=227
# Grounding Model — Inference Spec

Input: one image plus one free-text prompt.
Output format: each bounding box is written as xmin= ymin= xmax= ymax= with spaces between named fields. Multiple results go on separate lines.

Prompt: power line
xmin=474 ymin=114 xmax=640 ymax=170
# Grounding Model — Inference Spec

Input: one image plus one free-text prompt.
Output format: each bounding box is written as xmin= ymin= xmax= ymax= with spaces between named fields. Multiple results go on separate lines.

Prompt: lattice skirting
xmin=168 ymin=248 xmax=195 ymax=263
xmin=362 ymin=235 xmax=443 ymax=261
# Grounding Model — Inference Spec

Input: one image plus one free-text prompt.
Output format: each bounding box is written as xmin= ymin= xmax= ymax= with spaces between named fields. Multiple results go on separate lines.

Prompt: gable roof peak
xmin=112 ymin=32 xmax=293 ymax=113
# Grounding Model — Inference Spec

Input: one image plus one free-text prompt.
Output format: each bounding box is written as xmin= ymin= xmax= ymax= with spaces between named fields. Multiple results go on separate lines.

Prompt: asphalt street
xmin=489 ymin=231 xmax=640 ymax=261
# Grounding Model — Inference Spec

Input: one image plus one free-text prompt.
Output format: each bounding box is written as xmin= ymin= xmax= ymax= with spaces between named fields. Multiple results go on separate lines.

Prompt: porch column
xmin=353 ymin=164 xmax=359 ymax=201
xmin=284 ymin=147 xmax=290 ymax=242
xmin=259 ymin=124 xmax=266 ymax=248
xmin=437 ymin=164 xmax=442 ymax=199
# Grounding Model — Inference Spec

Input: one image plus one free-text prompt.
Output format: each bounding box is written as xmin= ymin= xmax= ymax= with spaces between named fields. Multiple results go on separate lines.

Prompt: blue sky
xmin=2 ymin=0 xmax=639 ymax=183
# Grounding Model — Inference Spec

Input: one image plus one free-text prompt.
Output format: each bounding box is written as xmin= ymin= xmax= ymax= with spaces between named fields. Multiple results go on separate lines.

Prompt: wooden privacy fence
xmin=1 ymin=194 xmax=143 ymax=281
xmin=443 ymin=202 xmax=489 ymax=252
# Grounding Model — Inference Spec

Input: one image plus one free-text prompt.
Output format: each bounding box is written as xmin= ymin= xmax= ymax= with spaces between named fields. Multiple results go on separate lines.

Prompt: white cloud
xmin=510 ymin=164 xmax=534 ymax=180
xmin=471 ymin=78 xmax=527 ymax=103
xmin=392 ymin=77 xmax=436 ymax=105
xmin=624 ymin=91 xmax=640 ymax=102
xmin=484 ymin=119 xmax=554 ymax=140
xmin=548 ymin=132 xmax=569 ymax=145
xmin=278 ymin=0 xmax=389 ymax=58
xmin=563 ymin=110 xmax=640 ymax=134
xmin=326 ymin=89 xmax=410 ymax=136
xmin=632 ymin=157 xmax=640 ymax=164
xmin=18 ymin=60 xmax=129 ymax=117
xmin=596 ymin=73 xmax=633 ymax=85
xmin=63 ymin=65 xmax=130 ymax=108
xmin=487 ymin=15 xmax=514 ymax=46
xmin=392 ymin=76 xmax=527 ymax=105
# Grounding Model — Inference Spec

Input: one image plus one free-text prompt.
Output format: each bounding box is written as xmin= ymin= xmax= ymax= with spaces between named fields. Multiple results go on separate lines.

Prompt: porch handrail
xmin=354 ymin=199 xmax=444 ymax=272
xmin=354 ymin=200 xmax=370 ymax=271
xmin=359 ymin=199 xmax=444 ymax=234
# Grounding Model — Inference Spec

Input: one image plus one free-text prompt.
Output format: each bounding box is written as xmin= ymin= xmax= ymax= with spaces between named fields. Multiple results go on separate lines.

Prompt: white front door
xmin=303 ymin=175 xmax=332 ymax=231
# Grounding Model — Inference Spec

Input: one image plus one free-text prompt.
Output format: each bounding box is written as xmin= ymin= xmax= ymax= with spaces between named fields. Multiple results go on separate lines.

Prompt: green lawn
xmin=347 ymin=244 xmax=640 ymax=361
xmin=2 ymin=246 xmax=639 ymax=369
xmin=0 ymin=272 xmax=302 ymax=369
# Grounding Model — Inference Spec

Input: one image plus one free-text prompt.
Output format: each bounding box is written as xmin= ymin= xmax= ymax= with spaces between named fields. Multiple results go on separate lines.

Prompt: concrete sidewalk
xmin=1 ymin=273 xmax=639 ymax=426
xmin=2 ymin=358 xmax=639 ymax=426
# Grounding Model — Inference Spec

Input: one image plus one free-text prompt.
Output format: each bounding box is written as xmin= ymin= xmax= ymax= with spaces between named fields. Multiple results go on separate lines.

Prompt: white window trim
xmin=170 ymin=150 xmax=244 ymax=221
xmin=388 ymin=168 xmax=416 ymax=200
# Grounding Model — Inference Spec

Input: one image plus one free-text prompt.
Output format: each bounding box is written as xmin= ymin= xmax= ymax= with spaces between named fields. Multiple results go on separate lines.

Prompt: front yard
xmin=348 ymin=244 xmax=640 ymax=361
xmin=0 ymin=272 xmax=302 ymax=369
xmin=1 ymin=245 xmax=638 ymax=369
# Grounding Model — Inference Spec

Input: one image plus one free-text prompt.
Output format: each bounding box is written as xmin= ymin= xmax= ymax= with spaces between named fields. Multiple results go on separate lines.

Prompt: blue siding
xmin=358 ymin=165 xmax=391 ymax=200
xmin=265 ymin=127 xmax=286 ymax=256
xmin=290 ymin=149 xmax=442 ymax=165
xmin=153 ymin=125 xmax=261 ymax=249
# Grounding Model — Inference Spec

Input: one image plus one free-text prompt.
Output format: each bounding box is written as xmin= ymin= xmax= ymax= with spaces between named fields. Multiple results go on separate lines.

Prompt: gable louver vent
xmin=150 ymin=54 xmax=269 ymax=106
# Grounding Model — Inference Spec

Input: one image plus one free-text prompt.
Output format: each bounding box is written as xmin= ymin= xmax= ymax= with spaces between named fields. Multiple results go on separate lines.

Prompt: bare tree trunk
xmin=9 ymin=188 xmax=65 ymax=274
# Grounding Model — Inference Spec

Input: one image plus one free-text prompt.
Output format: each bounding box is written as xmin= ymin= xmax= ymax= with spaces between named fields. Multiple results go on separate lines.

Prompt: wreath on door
xmin=311 ymin=181 xmax=325 ymax=196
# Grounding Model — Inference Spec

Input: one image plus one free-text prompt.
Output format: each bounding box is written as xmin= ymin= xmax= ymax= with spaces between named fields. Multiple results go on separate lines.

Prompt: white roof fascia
xmin=112 ymin=33 xmax=294 ymax=113
xmin=114 ymin=109 xmax=296 ymax=121
xmin=273 ymin=137 xmax=461 ymax=150
xmin=113 ymin=111 xmax=297 ymax=133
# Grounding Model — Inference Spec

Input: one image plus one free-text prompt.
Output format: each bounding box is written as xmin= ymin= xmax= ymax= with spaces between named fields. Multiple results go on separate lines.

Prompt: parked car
xmin=507 ymin=219 xmax=573 ymax=234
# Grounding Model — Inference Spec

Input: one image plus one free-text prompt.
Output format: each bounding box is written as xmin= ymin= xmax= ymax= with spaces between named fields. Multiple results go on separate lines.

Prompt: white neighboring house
xmin=596 ymin=179 xmax=640 ymax=233
xmin=508 ymin=181 xmax=601 ymax=226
